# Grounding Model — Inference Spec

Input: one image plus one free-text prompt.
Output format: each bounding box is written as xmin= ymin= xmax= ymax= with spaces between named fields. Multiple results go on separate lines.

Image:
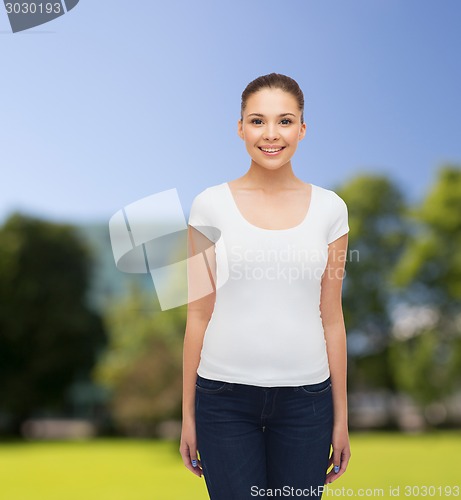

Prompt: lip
xmin=258 ymin=145 xmax=286 ymax=156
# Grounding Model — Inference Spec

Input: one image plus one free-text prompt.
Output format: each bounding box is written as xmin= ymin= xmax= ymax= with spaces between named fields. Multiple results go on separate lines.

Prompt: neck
xmin=240 ymin=160 xmax=302 ymax=189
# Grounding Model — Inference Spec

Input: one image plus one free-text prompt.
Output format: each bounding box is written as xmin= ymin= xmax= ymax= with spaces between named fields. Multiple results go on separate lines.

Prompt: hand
xmin=325 ymin=423 xmax=351 ymax=484
xmin=179 ymin=417 xmax=203 ymax=478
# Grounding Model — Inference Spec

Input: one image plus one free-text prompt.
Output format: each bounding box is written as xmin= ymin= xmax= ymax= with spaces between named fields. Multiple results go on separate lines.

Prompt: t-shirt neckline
xmin=223 ymin=182 xmax=316 ymax=232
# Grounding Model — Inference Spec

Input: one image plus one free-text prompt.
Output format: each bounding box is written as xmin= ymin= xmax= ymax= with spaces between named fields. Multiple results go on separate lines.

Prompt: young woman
xmin=180 ymin=73 xmax=351 ymax=499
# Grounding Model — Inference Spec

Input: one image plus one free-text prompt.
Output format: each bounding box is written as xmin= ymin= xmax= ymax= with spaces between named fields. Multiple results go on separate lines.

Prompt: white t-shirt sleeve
xmin=188 ymin=188 xmax=220 ymax=243
xmin=327 ymin=192 xmax=350 ymax=244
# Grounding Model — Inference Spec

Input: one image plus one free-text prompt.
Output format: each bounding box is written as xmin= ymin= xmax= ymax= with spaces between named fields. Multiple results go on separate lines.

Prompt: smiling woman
xmin=180 ymin=73 xmax=351 ymax=500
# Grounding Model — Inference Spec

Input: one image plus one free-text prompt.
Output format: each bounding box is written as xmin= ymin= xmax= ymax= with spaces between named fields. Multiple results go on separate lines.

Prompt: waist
xmin=196 ymin=373 xmax=332 ymax=391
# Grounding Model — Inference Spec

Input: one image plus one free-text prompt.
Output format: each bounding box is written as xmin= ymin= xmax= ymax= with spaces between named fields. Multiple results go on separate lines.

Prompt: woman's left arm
xmin=320 ymin=232 xmax=352 ymax=484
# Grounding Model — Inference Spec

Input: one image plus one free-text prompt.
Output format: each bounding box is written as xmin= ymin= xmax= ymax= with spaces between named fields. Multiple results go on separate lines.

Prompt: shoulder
xmin=189 ymin=183 xmax=227 ymax=217
xmin=191 ymin=183 xmax=225 ymax=202
xmin=313 ymin=184 xmax=348 ymax=210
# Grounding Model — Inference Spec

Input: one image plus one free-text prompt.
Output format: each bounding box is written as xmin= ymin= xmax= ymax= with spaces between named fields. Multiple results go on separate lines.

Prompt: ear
xmin=298 ymin=122 xmax=307 ymax=141
xmin=237 ymin=119 xmax=244 ymax=140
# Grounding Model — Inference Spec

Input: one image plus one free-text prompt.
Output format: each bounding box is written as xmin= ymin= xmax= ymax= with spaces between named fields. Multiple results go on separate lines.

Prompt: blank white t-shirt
xmin=188 ymin=182 xmax=349 ymax=387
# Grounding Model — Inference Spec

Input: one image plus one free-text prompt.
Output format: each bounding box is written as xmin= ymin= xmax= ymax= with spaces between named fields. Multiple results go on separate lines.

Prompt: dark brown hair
xmin=240 ymin=73 xmax=305 ymax=124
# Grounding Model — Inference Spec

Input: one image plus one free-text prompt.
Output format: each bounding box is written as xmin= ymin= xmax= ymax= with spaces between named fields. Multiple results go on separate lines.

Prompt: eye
xmin=281 ymin=119 xmax=292 ymax=125
xmin=251 ymin=119 xmax=263 ymax=125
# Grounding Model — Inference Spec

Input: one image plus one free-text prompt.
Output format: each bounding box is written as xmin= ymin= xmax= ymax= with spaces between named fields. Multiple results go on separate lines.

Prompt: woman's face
xmin=238 ymin=87 xmax=306 ymax=171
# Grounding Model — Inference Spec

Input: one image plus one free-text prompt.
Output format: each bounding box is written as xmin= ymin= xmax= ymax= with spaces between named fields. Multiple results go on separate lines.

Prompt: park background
xmin=1 ymin=0 xmax=460 ymax=498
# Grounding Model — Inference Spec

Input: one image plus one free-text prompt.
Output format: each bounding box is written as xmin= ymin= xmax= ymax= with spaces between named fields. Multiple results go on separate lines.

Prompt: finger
xmin=338 ymin=449 xmax=351 ymax=475
xmin=325 ymin=467 xmax=341 ymax=485
xmin=190 ymin=450 xmax=203 ymax=477
xmin=191 ymin=455 xmax=202 ymax=471
xmin=187 ymin=459 xmax=203 ymax=477
xmin=332 ymin=448 xmax=341 ymax=475
xmin=328 ymin=450 xmax=351 ymax=483
xmin=181 ymin=444 xmax=203 ymax=477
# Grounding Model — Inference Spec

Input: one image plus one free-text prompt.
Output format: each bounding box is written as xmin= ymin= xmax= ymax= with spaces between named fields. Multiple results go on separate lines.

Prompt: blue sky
xmin=1 ymin=0 xmax=460 ymax=225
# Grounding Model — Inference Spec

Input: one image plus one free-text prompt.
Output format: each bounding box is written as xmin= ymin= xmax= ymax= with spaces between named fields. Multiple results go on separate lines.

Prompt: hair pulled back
xmin=240 ymin=73 xmax=305 ymax=124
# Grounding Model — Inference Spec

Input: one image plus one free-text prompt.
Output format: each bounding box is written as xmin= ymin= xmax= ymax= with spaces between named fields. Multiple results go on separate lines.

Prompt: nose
xmin=263 ymin=122 xmax=279 ymax=141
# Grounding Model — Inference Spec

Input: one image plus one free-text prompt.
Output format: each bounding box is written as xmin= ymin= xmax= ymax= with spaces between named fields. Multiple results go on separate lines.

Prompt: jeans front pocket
xmin=195 ymin=374 xmax=231 ymax=394
xmin=298 ymin=377 xmax=332 ymax=395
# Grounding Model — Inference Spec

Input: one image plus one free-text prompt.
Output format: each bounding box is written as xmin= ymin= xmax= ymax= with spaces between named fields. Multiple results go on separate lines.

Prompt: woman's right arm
xmin=180 ymin=225 xmax=217 ymax=478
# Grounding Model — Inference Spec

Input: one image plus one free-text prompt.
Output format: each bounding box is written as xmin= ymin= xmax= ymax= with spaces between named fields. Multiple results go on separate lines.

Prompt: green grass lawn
xmin=0 ymin=431 xmax=459 ymax=499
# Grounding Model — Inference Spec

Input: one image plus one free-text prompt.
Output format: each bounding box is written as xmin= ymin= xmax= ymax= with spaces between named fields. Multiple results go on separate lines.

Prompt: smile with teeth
xmin=259 ymin=146 xmax=285 ymax=153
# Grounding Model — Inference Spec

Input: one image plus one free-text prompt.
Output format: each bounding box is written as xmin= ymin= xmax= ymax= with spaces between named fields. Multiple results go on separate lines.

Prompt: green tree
xmin=94 ymin=281 xmax=186 ymax=437
xmin=388 ymin=165 xmax=461 ymax=413
xmin=337 ymin=174 xmax=408 ymax=390
xmin=0 ymin=213 xmax=107 ymax=435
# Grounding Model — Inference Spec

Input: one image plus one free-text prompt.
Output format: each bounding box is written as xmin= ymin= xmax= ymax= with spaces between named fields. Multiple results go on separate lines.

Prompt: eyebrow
xmin=247 ymin=113 xmax=297 ymax=118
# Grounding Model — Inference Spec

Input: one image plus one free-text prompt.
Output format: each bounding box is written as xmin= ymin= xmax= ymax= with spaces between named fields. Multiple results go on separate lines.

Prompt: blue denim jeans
xmin=195 ymin=374 xmax=333 ymax=499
